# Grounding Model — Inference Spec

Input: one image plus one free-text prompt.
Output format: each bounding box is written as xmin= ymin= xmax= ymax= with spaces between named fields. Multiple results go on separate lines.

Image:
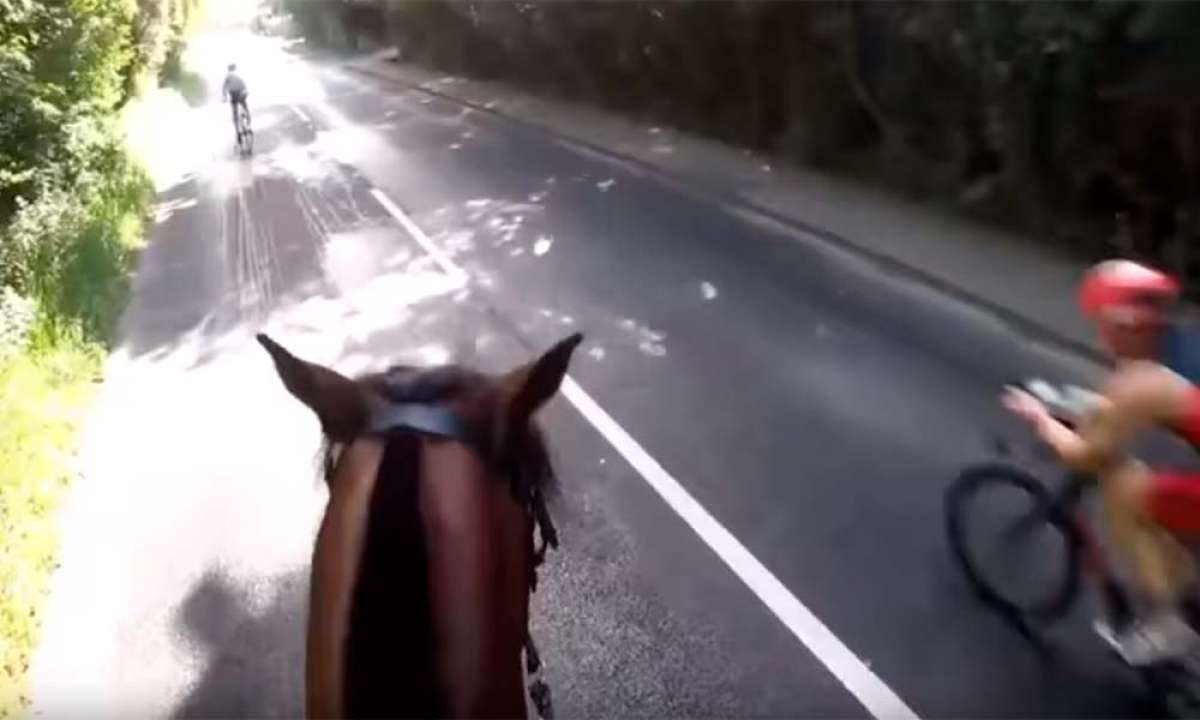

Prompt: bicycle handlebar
xmin=1019 ymin=377 xmax=1102 ymax=428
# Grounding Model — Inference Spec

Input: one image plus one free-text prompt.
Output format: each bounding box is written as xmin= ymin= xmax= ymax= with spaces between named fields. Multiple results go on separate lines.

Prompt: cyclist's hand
xmin=1001 ymin=386 xmax=1050 ymax=427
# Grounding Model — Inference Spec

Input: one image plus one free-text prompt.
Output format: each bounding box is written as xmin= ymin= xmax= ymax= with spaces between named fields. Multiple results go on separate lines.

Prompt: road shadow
xmin=119 ymin=145 xmax=388 ymax=367
xmin=171 ymin=568 xmax=308 ymax=718
xmin=169 ymin=69 xmax=209 ymax=108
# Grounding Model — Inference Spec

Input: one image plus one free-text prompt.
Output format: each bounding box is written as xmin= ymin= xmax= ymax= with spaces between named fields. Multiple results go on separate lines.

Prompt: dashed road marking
xmin=370 ymin=189 xmax=468 ymax=285
xmin=290 ymin=105 xmax=312 ymax=124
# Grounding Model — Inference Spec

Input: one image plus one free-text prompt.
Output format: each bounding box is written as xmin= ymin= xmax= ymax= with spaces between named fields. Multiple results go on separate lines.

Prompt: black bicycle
xmin=234 ymin=102 xmax=253 ymax=157
xmin=944 ymin=379 xmax=1200 ymax=716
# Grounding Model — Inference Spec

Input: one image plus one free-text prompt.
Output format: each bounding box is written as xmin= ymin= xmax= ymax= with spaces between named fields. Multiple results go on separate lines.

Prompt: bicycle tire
xmin=1144 ymin=660 xmax=1200 ymax=719
xmin=944 ymin=463 xmax=1082 ymax=625
xmin=236 ymin=108 xmax=253 ymax=156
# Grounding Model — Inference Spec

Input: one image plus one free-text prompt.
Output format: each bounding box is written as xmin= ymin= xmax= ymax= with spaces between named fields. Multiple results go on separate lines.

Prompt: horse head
xmin=259 ymin=332 xmax=582 ymax=718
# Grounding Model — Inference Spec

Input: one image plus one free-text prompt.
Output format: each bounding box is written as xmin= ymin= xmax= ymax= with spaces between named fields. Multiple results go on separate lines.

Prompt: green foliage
xmin=0 ymin=138 xmax=151 ymax=346
xmin=0 ymin=0 xmax=184 ymax=342
xmin=142 ymin=0 xmax=202 ymax=89
xmin=0 ymin=0 xmax=134 ymax=213
xmin=0 ymin=0 xmax=195 ymax=216
xmin=0 ymin=288 xmax=36 ymax=362
xmin=0 ymin=0 xmax=192 ymax=712
xmin=0 ymin=151 xmax=145 ymax=716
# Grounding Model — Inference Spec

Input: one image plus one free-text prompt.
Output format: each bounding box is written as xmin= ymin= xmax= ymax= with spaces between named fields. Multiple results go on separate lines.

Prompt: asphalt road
xmin=30 ymin=32 xmax=1167 ymax=718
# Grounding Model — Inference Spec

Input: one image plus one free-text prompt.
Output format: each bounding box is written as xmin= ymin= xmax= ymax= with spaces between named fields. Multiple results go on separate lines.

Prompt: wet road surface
xmin=31 ymin=33 xmax=1163 ymax=718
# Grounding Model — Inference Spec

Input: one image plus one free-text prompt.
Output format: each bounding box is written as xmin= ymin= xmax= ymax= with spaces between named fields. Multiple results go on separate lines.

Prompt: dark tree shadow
xmin=172 ymin=568 xmax=309 ymax=718
xmin=171 ymin=69 xmax=210 ymax=108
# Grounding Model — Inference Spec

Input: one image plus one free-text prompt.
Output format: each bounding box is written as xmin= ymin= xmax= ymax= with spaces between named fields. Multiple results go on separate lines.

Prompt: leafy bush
xmin=0 ymin=141 xmax=151 ymax=346
xmin=1 ymin=0 xmax=173 ymax=345
xmin=0 ymin=288 xmax=36 ymax=362
xmin=0 ymin=0 xmax=190 ymax=712
xmin=0 ymin=157 xmax=146 ymax=715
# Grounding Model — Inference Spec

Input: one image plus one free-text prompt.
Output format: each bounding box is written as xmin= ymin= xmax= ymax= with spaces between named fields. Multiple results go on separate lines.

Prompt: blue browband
xmin=367 ymin=401 xmax=481 ymax=450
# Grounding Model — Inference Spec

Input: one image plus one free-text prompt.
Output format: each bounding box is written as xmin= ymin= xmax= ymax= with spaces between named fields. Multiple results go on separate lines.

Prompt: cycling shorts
xmin=1149 ymin=471 xmax=1200 ymax=534
xmin=1147 ymin=386 xmax=1200 ymax=533
xmin=1137 ymin=388 xmax=1200 ymax=535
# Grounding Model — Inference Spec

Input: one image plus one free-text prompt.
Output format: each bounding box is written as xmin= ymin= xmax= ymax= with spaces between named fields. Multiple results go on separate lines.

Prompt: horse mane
xmin=317 ymin=362 xmax=560 ymax=716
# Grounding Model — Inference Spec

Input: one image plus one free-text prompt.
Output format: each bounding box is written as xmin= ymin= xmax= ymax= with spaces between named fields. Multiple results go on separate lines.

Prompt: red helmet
xmin=1078 ymin=259 xmax=1179 ymax=321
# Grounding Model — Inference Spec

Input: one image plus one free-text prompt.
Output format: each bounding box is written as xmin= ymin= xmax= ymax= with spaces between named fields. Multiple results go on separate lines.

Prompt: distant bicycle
xmin=945 ymin=378 xmax=1200 ymax=716
xmin=234 ymin=102 xmax=253 ymax=157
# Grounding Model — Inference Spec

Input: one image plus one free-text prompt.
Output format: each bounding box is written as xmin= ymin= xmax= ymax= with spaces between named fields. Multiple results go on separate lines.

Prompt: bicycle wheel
xmin=945 ymin=463 xmax=1082 ymax=625
xmin=1144 ymin=660 xmax=1200 ymax=719
xmin=237 ymin=108 xmax=253 ymax=155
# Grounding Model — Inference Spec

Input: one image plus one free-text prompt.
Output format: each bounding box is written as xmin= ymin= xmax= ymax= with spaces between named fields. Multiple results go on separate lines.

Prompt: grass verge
xmin=0 ymin=147 xmax=151 ymax=717
xmin=0 ymin=335 xmax=104 ymax=716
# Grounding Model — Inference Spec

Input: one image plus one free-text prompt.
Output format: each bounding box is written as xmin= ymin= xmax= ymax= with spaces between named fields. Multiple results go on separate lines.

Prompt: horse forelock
xmin=319 ymin=362 xmax=560 ymax=499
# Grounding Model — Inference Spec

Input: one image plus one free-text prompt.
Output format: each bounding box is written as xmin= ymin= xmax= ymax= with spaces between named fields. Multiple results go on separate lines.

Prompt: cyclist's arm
xmin=1035 ymin=397 xmax=1125 ymax=472
xmin=1041 ymin=362 xmax=1187 ymax=472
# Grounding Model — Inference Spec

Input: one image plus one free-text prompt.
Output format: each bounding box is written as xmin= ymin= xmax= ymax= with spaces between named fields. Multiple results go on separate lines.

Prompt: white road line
xmin=369 ymin=189 xmax=468 ymax=284
xmin=371 ymin=187 xmax=918 ymax=720
xmin=559 ymin=378 xmax=916 ymax=719
xmin=290 ymin=104 xmax=312 ymax=124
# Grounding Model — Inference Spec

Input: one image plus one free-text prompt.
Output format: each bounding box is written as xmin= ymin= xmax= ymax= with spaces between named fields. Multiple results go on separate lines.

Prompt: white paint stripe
xmin=290 ymin=104 xmax=312 ymax=124
xmin=375 ymin=186 xmax=917 ymax=720
xmin=369 ymin=189 xmax=468 ymax=284
xmin=556 ymin=376 xmax=912 ymax=720
xmin=559 ymin=378 xmax=916 ymax=719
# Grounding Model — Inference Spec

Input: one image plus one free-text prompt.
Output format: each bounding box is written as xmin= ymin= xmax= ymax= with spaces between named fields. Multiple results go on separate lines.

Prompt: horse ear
xmin=497 ymin=332 xmax=582 ymax=437
xmin=257 ymin=333 xmax=368 ymax=441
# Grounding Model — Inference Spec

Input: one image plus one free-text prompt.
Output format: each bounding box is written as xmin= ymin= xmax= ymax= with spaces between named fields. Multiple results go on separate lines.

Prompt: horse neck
xmin=342 ymin=437 xmax=531 ymax=719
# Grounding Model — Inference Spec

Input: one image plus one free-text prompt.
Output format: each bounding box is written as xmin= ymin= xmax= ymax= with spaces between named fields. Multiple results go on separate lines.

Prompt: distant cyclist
xmin=222 ymin=63 xmax=249 ymax=141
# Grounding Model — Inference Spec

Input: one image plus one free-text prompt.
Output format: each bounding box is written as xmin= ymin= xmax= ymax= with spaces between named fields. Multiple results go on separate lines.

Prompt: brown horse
xmin=258 ymin=331 xmax=582 ymax=719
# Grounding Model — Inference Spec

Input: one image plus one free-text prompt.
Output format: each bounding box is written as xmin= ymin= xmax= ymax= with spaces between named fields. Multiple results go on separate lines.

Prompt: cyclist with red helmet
xmin=1004 ymin=259 xmax=1200 ymax=664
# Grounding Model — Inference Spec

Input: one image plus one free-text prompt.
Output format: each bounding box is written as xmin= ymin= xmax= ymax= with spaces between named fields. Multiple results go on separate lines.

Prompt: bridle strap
xmin=366 ymin=401 xmax=482 ymax=452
